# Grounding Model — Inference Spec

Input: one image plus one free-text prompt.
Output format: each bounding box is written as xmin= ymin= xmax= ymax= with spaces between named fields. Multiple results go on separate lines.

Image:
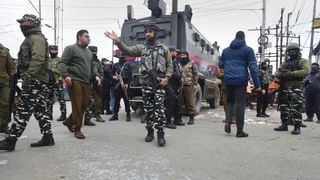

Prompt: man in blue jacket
xmin=304 ymin=62 xmax=320 ymax=123
xmin=219 ymin=31 xmax=261 ymax=137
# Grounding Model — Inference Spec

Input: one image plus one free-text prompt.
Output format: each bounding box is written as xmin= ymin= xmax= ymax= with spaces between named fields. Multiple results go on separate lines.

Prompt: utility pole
xmin=53 ymin=0 xmax=57 ymax=45
xmin=275 ymin=24 xmax=279 ymax=69
xmin=261 ymin=0 xmax=267 ymax=62
xmin=39 ymin=0 xmax=42 ymax=21
xmin=286 ymin=12 xmax=292 ymax=48
xmin=61 ymin=0 xmax=64 ymax=50
xmin=279 ymin=8 xmax=285 ymax=65
xmin=309 ymin=0 xmax=317 ymax=63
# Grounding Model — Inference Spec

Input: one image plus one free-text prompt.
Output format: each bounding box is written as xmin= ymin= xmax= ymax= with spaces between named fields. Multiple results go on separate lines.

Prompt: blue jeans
xmin=110 ymin=87 xmax=115 ymax=113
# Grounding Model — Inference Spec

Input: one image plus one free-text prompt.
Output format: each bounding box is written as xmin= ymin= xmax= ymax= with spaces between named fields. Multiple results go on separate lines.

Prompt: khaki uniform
xmin=180 ymin=61 xmax=198 ymax=116
xmin=0 ymin=44 xmax=16 ymax=128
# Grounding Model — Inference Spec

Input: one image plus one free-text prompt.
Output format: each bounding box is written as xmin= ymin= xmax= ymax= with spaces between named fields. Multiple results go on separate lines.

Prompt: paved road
xmin=1 ymin=103 xmax=320 ymax=180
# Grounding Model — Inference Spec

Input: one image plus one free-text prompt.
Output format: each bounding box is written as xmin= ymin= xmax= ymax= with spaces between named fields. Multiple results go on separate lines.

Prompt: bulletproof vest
xmin=181 ymin=62 xmax=196 ymax=85
xmin=281 ymin=57 xmax=304 ymax=81
xmin=261 ymin=70 xmax=270 ymax=85
xmin=140 ymin=43 xmax=167 ymax=78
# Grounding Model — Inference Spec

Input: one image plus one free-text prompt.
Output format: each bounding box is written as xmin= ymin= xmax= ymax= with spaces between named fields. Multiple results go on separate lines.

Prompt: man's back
xmin=219 ymin=38 xmax=260 ymax=88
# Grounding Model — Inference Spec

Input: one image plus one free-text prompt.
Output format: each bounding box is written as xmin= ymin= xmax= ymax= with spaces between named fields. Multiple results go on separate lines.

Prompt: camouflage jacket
xmin=92 ymin=55 xmax=103 ymax=78
xmin=0 ymin=44 xmax=16 ymax=87
xmin=275 ymin=57 xmax=309 ymax=87
xmin=18 ymin=27 xmax=49 ymax=83
xmin=180 ymin=61 xmax=198 ymax=86
xmin=48 ymin=56 xmax=62 ymax=81
xmin=117 ymin=40 xmax=173 ymax=85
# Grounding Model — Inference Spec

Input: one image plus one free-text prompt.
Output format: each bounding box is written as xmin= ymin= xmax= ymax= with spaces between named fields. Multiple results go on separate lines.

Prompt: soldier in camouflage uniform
xmin=0 ymin=43 xmax=16 ymax=134
xmin=105 ymin=23 xmax=173 ymax=147
xmin=179 ymin=51 xmax=199 ymax=125
xmin=0 ymin=14 xmax=54 ymax=151
xmin=83 ymin=46 xmax=104 ymax=125
xmin=274 ymin=43 xmax=309 ymax=135
xmin=47 ymin=45 xmax=67 ymax=122
xmin=256 ymin=61 xmax=270 ymax=117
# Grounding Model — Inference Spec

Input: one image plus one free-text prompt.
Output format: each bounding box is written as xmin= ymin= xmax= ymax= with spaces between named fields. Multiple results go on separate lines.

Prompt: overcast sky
xmin=0 ymin=0 xmax=318 ymax=65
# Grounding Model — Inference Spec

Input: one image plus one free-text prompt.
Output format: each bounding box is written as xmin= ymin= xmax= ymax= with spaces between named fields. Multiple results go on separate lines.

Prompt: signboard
xmin=313 ymin=18 xmax=320 ymax=29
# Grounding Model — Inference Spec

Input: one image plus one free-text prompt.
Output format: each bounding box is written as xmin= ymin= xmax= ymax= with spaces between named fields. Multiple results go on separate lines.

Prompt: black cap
xmin=168 ymin=46 xmax=176 ymax=52
xmin=88 ymin=46 xmax=98 ymax=53
xmin=144 ymin=23 xmax=159 ymax=32
xmin=179 ymin=50 xmax=189 ymax=56
xmin=49 ymin=45 xmax=58 ymax=50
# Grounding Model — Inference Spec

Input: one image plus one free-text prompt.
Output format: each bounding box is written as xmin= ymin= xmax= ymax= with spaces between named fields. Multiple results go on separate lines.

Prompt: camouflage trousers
xmin=84 ymin=88 xmax=100 ymax=121
xmin=142 ymin=86 xmax=166 ymax=130
xmin=48 ymin=82 xmax=66 ymax=116
xmin=10 ymin=79 xmax=52 ymax=138
xmin=279 ymin=86 xmax=304 ymax=125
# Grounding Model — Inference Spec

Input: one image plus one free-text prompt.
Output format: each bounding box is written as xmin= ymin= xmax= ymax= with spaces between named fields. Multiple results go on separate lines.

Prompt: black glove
xmin=304 ymin=79 xmax=310 ymax=86
xmin=22 ymin=79 xmax=32 ymax=93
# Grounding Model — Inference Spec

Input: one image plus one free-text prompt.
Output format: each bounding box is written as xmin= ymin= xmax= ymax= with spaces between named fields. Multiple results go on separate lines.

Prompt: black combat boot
xmin=165 ymin=121 xmax=177 ymax=129
xmin=106 ymin=110 xmax=113 ymax=115
xmin=84 ymin=118 xmax=96 ymax=126
xmin=224 ymin=123 xmax=231 ymax=133
xmin=126 ymin=112 xmax=131 ymax=122
xmin=30 ymin=134 xmax=55 ymax=147
xmin=109 ymin=114 xmax=119 ymax=121
xmin=261 ymin=112 xmax=270 ymax=117
xmin=165 ymin=116 xmax=176 ymax=129
xmin=300 ymin=122 xmax=307 ymax=128
xmin=145 ymin=126 xmax=154 ymax=142
xmin=274 ymin=119 xmax=288 ymax=131
xmin=256 ymin=113 xmax=264 ymax=117
xmin=187 ymin=115 xmax=194 ymax=125
xmin=173 ymin=115 xmax=185 ymax=126
xmin=236 ymin=131 xmax=249 ymax=138
xmin=291 ymin=124 xmax=301 ymax=135
xmin=56 ymin=112 xmax=66 ymax=122
xmin=157 ymin=129 xmax=166 ymax=147
xmin=0 ymin=125 xmax=10 ymax=134
xmin=0 ymin=136 xmax=17 ymax=151
xmin=95 ymin=114 xmax=105 ymax=122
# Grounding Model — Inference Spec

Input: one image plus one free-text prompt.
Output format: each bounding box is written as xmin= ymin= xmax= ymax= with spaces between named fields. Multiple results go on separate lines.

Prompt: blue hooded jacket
xmin=219 ymin=38 xmax=260 ymax=88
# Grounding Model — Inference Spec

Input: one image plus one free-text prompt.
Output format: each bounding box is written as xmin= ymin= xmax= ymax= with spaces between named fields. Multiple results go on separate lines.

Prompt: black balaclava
xmin=311 ymin=64 xmax=319 ymax=74
xmin=88 ymin=46 xmax=98 ymax=59
xmin=180 ymin=51 xmax=190 ymax=65
xmin=261 ymin=62 xmax=268 ymax=70
xmin=119 ymin=57 xmax=125 ymax=65
xmin=49 ymin=45 xmax=58 ymax=58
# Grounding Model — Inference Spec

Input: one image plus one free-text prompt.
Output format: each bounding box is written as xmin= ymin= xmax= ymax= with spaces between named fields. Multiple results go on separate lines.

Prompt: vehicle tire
xmin=194 ymin=85 xmax=202 ymax=114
